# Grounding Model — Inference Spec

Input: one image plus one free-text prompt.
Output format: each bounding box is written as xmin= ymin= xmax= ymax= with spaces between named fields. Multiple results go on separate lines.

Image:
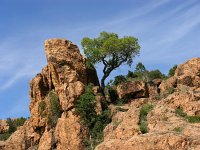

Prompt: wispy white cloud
xmin=155 ymin=4 xmax=200 ymax=46
xmin=99 ymin=0 xmax=170 ymax=28
xmin=0 ymin=64 xmax=38 ymax=91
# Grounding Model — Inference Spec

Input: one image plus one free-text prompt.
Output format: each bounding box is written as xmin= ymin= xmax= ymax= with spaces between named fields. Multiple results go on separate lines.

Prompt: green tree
xmin=134 ymin=62 xmax=148 ymax=80
xmin=168 ymin=65 xmax=177 ymax=77
xmin=148 ymin=69 xmax=166 ymax=80
xmin=135 ymin=62 xmax=146 ymax=73
xmin=81 ymin=31 xmax=140 ymax=91
xmin=112 ymin=75 xmax=127 ymax=86
xmin=6 ymin=118 xmax=16 ymax=133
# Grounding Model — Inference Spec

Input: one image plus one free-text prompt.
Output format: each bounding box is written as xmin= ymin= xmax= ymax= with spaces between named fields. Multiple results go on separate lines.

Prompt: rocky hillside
xmin=96 ymin=58 xmax=200 ymax=150
xmin=0 ymin=38 xmax=199 ymax=150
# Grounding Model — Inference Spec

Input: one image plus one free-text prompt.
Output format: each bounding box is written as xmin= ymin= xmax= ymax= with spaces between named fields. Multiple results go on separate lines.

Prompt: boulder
xmin=159 ymin=76 xmax=177 ymax=94
xmin=117 ymin=81 xmax=148 ymax=99
xmin=0 ymin=120 xmax=9 ymax=133
xmin=175 ymin=57 xmax=200 ymax=88
xmin=55 ymin=110 xmax=87 ymax=150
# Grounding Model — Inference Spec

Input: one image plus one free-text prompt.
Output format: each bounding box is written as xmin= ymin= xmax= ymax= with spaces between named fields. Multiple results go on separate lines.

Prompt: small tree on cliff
xmin=81 ymin=31 xmax=140 ymax=91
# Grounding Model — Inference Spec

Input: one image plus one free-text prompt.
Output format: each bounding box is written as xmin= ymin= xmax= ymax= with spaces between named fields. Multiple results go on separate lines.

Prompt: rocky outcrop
xmin=96 ymin=58 xmax=200 ymax=150
xmin=1 ymin=39 xmax=99 ymax=150
xmin=96 ymin=87 xmax=200 ymax=150
xmin=117 ymin=81 xmax=148 ymax=99
xmin=175 ymin=58 xmax=200 ymax=88
xmin=1 ymin=39 xmax=199 ymax=150
xmin=0 ymin=120 xmax=9 ymax=133
xmin=159 ymin=76 xmax=177 ymax=94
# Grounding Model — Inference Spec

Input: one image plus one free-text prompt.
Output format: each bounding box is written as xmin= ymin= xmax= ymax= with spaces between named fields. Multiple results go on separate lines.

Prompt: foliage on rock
xmin=139 ymin=104 xmax=153 ymax=134
xmin=0 ymin=117 xmax=26 ymax=141
xmin=76 ymin=85 xmax=111 ymax=149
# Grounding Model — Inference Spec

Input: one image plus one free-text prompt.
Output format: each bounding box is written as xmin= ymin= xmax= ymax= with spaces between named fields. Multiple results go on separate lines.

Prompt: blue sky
xmin=0 ymin=0 xmax=200 ymax=119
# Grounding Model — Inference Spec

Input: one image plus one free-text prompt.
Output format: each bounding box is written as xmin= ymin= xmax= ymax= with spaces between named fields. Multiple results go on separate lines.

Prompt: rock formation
xmin=0 ymin=39 xmax=99 ymax=150
xmin=0 ymin=120 xmax=9 ymax=134
xmin=0 ymin=38 xmax=199 ymax=150
xmin=96 ymin=58 xmax=200 ymax=150
xmin=117 ymin=81 xmax=148 ymax=99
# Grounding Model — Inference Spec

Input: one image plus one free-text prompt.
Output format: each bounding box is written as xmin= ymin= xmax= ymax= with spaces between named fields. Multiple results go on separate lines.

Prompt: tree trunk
xmin=101 ymin=73 xmax=110 ymax=96
xmin=101 ymin=77 xmax=106 ymax=92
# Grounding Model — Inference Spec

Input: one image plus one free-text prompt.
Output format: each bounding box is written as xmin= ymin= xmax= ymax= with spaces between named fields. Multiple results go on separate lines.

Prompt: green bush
xmin=39 ymin=101 xmax=46 ymax=117
xmin=168 ymin=87 xmax=175 ymax=94
xmin=6 ymin=117 xmax=26 ymax=134
xmin=76 ymin=85 xmax=97 ymax=129
xmin=148 ymin=70 xmax=166 ymax=80
xmin=186 ymin=116 xmax=200 ymax=123
xmin=127 ymin=71 xmax=139 ymax=78
xmin=47 ymin=91 xmax=61 ymax=126
xmin=175 ymin=106 xmax=200 ymax=123
xmin=173 ymin=127 xmax=183 ymax=133
xmin=139 ymin=104 xmax=153 ymax=134
xmin=175 ymin=106 xmax=187 ymax=117
xmin=0 ymin=133 xmax=11 ymax=141
xmin=140 ymin=121 xmax=148 ymax=134
xmin=1 ymin=117 xmax=27 ymax=141
xmin=49 ymin=91 xmax=60 ymax=117
xmin=76 ymin=85 xmax=111 ymax=149
xmin=112 ymin=75 xmax=127 ymax=86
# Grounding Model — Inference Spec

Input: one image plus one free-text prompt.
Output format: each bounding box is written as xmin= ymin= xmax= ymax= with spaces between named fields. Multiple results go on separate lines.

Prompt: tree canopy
xmin=168 ymin=65 xmax=177 ymax=77
xmin=81 ymin=31 xmax=140 ymax=90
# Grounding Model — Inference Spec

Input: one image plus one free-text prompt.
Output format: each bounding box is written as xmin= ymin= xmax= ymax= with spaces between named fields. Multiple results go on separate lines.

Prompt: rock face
xmin=1 ymin=39 xmax=99 ymax=150
xmin=0 ymin=120 xmax=9 ymax=133
xmin=175 ymin=58 xmax=200 ymax=88
xmin=1 ymin=39 xmax=199 ymax=150
xmin=96 ymin=58 xmax=200 ymax=150
xmin=117 ymin=81 xmax=148 ymax=99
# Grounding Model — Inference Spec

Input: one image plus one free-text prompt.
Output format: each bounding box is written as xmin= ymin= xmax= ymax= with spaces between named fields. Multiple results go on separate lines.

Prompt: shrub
xmin=127 ymin=71 xmax=139 ymax=78
xmin=39 ymin=101 xmax=46 ymax=117
xmin=6 ymin=118 xmax=16 ymax=133
xmin=168 ymin=87 xmax=175 ymax=94
xmin=140 ymin=104 xmax=154 ymax=119
xmin=0 ymin=133 xmax=11 ymax=141
xmin=76 ymin=85 xmax=97 ymax=129
xmin=49 ymin=91 xmax=60 ymax=117
xmin=186 ymin=116 xmax=200 ymax=123
xmin=148 ymin=69 xmax=166 ymax=80
xmin=140 ymin=121 xmax=148 ymax=134
xmin=139 ymin=104 xmax=153 ymax=134
xmin=175 ymin=106 xmax=200 ymax=123
xmin=173 ymin=127 xmax=183 ymax=133
xmin=112 ymin=75 xmax=127 ymax=86
xmin=48 ymin=91 xmax=61 ymax=126
xmin=175 ymin=106 xmax=187 ymax=117
xmin=76 ymin=85 xmax=111 ymax=149
xmin=2 ymin=117 xmax=27 ymax=140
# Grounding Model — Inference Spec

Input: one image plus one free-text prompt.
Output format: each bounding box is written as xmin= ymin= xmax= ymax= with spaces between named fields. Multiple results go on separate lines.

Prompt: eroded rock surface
xmin=0 ymin=120 xmax=9 ymax=133
xmin=1 ymin=39 xmax=99 ymax=150
xmin=117 ymin=81 xmax=148 ymax=99
xmin=96 ymin=58 xmax=200 ymax=150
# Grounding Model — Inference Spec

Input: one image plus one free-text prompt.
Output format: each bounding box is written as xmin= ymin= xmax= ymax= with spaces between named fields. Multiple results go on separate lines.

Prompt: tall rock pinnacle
xmin=2 ymin=39 xmax=99 ymax=150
